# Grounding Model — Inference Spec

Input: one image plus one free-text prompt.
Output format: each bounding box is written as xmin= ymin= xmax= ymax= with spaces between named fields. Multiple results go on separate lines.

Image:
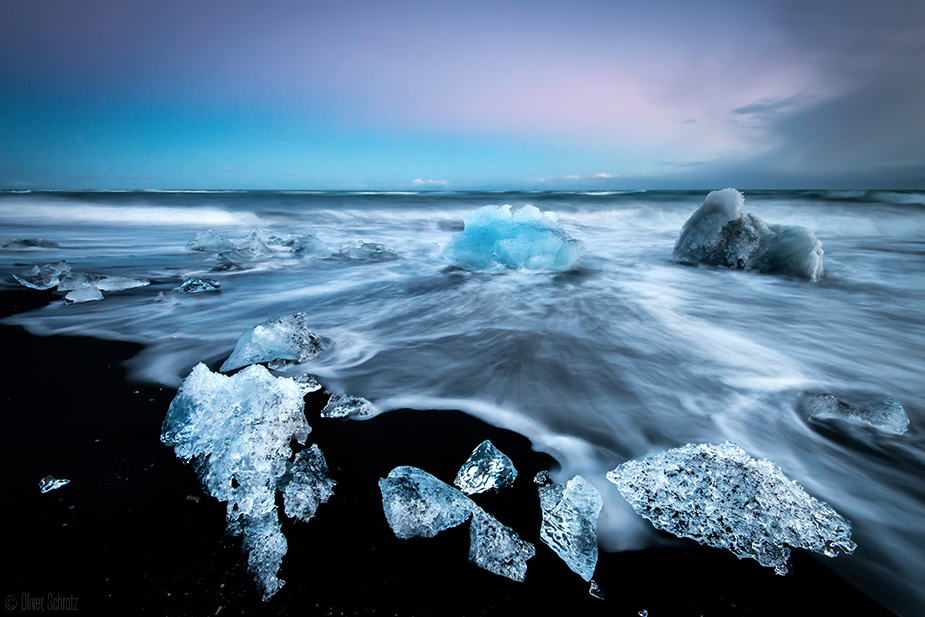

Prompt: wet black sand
xmin=0 ymin=289 xmax=896 ymax=616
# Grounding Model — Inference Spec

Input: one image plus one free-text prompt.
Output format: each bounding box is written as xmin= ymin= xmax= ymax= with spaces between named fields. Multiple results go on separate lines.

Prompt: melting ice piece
xmin=535 ymin=472 xmax=603 ymax=581
xmin=39 ymin=476 xmax=70 ymax=493
xmin=2 ymin=238 xmax=59 ymax=249
xmin=379 ymin=466 xmax=476 ymax=539
xmin=161 ymin=363 xmax=312 ymax=599
xmin=64 ymin=287 xmax=104 ymax=304
xmin=186 ymin=230 xmax=235 ymax=252
xmin=320 ymin=392 xmax=375 ymax=419
xmin=220 ymin=313 xmax=325 ymax=373
xmin=291 ymin=234 xmax=332 ymax=257
xmin=672 ymin=189 xmax=824 ymax=280
xmin=57 ymin=271 xmax=149 ymax=292
xmin=441 ymin=204 xmax=584 ymax=271
xmin=606 ymin=442 xmax=856 ymax=574
xmin=337 ymin=241 xmax=398 ymax=261
xmin=292 ymin=373 xmax=322 ymax=394
xmin=282 ymin=444 xmax=336 ymax=522
xmin=176 ymin=277 xmax=220 ymax=294
xmin=13 ymin=261 xmax=71 ymax=290
xmin=155 ymin=291 xmax=167 ymax=302
xmin=454 ymin=440 xmax=518 ymax=495
xmin=468 ymin=507 xmax=535 ymax=582
xmin=589 ymin=580 xmax=605 ymax=600
xmin=798 ymin=392 xmax=910 ymax=435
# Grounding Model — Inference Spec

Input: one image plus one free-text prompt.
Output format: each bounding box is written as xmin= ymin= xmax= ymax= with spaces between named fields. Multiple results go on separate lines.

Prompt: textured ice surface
xmin=13 ymin=261 xmax=71 ymax=290
xmin=441 ymin=204 xmax=584 ymax=271
xmin=798 ymin=392 xmax=910 ymax=435
xmin=454 ymin=440 xmax=518 ymax=495
xmin=282 ymin=444 xmax=336 ymax=522
xmin=161 ymin=363 xmax=312 ymax=599
xmin=535 ymin=472 xmax=603 ymax=581
xmin=64 ymin=287 xmax=104 ymax=304
xmin=337 ymin=240 xmax=397 ymax=261
xmin=291 ymin=234 xmax=332 ymax=257
xmin=57 ymin=271 xmax=149 ymax=292
xmin=39 ymin=476 xmax=70 ymax=493
xmin=177 ymin=277 xmax=220 ymax=294
xmin=220 ymin=313 xmax=325 ymax=373
xmin=673 ymin=189 xmax=824 ymax=280
xmin=320 ymin=392 xmax=375 ymax=418
xmin=606 ymin=442 xmax=856 ymax=574
xmin=379 ymin=466 xmax=475 ymax=539
xmin=186 ymin=230 xmax=235 ymax=252
xmin=468 ymin=507 xmax=535 ymax=582
xmin=3 ymin=238 xmax=59 ymax=249
xmin=292 ymin=373 xmax=322 ymax=394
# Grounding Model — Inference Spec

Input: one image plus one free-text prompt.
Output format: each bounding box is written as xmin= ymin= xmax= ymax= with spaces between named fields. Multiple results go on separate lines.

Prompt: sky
xmin=1 ymin=0 xmax=923 ymax=190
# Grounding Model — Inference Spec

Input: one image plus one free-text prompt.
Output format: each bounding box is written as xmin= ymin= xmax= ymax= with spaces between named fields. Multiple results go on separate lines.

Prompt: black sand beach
xmin=0 ymin=289 xmax=896 ymax=616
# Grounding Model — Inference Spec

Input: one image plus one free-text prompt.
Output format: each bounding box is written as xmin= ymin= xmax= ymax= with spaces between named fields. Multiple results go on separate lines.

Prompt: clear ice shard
xmin=672 ymin=189 xmax=824 ymax=281
xmin=337 ymin=240 xmax=398 ymax=261
xmin=176 ymin=277 xmax=220 ymax=294
xmin=320 ymin=392 xmax=375 ymax=419
xmin=161 ymin=363 xmax=314 ymax=600
xmin=2 ymin=238 xmax=59 ymax=248
xmin=440 ymin=204 xmax=584 ymax=272
xmin=13 ymin=261 xmax=71 ymax=290
xmin=282 ymin=444 xmax=336 ymax=523
xmin=292 ymin=373 xmax=322 ymax=394
xmin=220 ymin=313 xmax=326 ymax=373
xmin=606 ymin=442 xmax=856 ymax=574
xmin=379 ymin=466 xmax=476 ymax=539
xmin=454 ymin=440 xmax=518 ymax=495
xmin=186 ymin=230 xmax=235 ymax=252
xmin=291 ymin=234 xmax=332 ymax=257
xmin=798 ymin=391 xmax=910 ymax=435
xmin=39 ymin=476 xmax=70 ymax=493
xmin=64 ymin=287 xmax=104 ymax=304
xmin=57 ymin=271 xmax=149 ymax=292
xmin=468 ymin=507 xmax=535 ymax=582
xmin=535 ymin=472 xmax=603 ymax=581
xmin=589 ymin=580 xmax=605 ymax=600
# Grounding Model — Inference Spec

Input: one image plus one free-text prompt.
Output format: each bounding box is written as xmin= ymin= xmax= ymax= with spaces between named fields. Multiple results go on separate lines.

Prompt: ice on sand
xmin=64 ymin=287 xmax=104 ymax=304
xmin=441 ymin=204 xmax=584 ymax=271
xmin=606 ymin=442 xmax=855 ymax=574
xmin=176 ymin=277 xmax=220 ymax=294
xmin=337 ymin=241 xmax=398 ymax=261
xmin=282 ymin=444 xmax=336 ymax=523
xmin=468 ymin=508 xmax=535 ymax=582
xmin=57 ymin=271 xmax=149 ymax=292
xmin=673 ymin=188 xmax=824 ymax=280
xmin=186 ymin=230 xmax=235 ymax=252
xmin=292 ymin=373 xmax=322 ymax=394
xmin=13 ymin=261 xmax=71 ymax=290
xmin=534 ymin=472 xmax=603 ymax=581
xmin=798 ymin=392 xmax=909 ymax=435
xmin=161 ymin=363 xmax=330 ymax=600
xmin=39 ymin=476 xmax=70 ymax=493
xmin=379 ymin=466 xmax=476 ymax=539
xmin=220 ymin=313 xmax=326 ymax=373
xmin=320 ymin=392 xmax=375 ymax=418
xmin=454 ymin=440 xmax=518 ymax=495
xmin=291 ymin=234 xmax=332 ymax=257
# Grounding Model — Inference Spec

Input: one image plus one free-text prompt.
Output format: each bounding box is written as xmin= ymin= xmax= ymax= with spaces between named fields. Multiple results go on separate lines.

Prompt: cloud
xmin=733 ymin=94 xmax=805 ymax=116
xmin=412 ymin=178 xmax=448 ymax=186
xmin=593 ymin=173 xmax=614 ymax=178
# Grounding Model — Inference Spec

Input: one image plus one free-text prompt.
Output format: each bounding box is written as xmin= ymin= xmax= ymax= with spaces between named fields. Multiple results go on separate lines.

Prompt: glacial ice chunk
xmin=441 ymin=204 xmax=584 ymax=271
xmin=337 ymin=241 xmax=397 ymax=261
xmin=798 ymin=392 xmax=910 ymax=435
xmin=282 ymin=444 xmax=336 ymax=523
xmin=57 ymin=271 xmax=150 ymax=292
xmin=176 ymin=277 xmax=220 ymax=294
xmin=589 ymin=580 xmax=605 ymax=600
xmin=672 ymin=189 xmax=824 ymax=280
xmin=468 ymin=507 xmax=535 ymax=582
xmin=534 ymin=472 xmax=603 ymax=581
xmin=454 ymin=440 xmax=518 ymax=495
xmin=3 ymin=238 xmax=59 ymax=249
xmin=606 ymin=442 xmax=856 ymax=574
xmin=64 ymin=287 xmax=104 ymax=304
xmin=220 ymin=313 xmax=326 ymax=373
xmin=186 ymin=230 xmax=235 ymax=252
xmin=320 ymin=392 xmax=375 ymax=419
xmin=292 ymin=373 xmax=322 ymax=394
xmin=39 ymin=476 xmax=70 ymax=493
xmin=161 ymin=363 xmax=312 ymax=599
xmin=291 ymin=234 xmax=332 ymax=257
xmin=13 ymin=261 xmax=71 ymax=290
xmin=379 ymin=466 xmax=476 ymax=539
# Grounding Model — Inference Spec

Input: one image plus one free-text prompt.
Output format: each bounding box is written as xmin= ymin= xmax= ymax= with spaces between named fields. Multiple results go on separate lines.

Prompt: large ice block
xmin=220 ymin=313 xmax=326 ymax=373
xmin=454 ymin=440 xmax=518 ymax=495
xmin=468 ymin=508 xmax=535 ymax=582
xmin=535 ymin=472 xmax=603 ymax=581
xmin=379 ymin=466 xmax=475 ymax=539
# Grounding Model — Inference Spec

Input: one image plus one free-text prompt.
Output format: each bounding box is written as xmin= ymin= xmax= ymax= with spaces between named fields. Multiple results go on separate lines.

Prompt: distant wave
xmin=0 ymin=201 xmax=262 ymax=227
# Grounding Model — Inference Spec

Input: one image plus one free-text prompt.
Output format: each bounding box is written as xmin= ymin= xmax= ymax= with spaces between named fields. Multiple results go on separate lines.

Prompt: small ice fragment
xmin=798 ymin=391 xmax=910 ymax=435
xmin=468 ymin=507 xmax=535 ymax=582
xmin=440 ymin=204 xmax=584 ymax=271
xmin=64 ymin=287 xmax=104 ymax=304
xmin=606 ymin=442 xmax=856 ymax=574
xmin=638 ymin=611 xmax=648 ymax=617
xmin=267 ymin=358 xmax=287 ymax=371
xmin=535 ymin=472 xmax=603 ymax=581
xmin=337 ymin=241 xmax=397 ymax=261
xmin=454 ymin=440 xmax=518 ymax=495
xmin=186 ymin=230 xmax=235 ymax=252
xmin=290 ymin=234 xmax=332 ymax=257
xmin=155 ymin=291 xmax=166 ymax=302
xmin=13 ymin=260 xmax=71 ymax=290
xmin=282 ymin=444 xmax=336 ymax=523
xmin=220 ymin=313 xmax=325 ymax=373
xmin=589 ymin=580 xmax=605 ymax=600
xmin=39 ymin=476 xmax=70 ymax=493
xmin=320 ymin=392 xmax=375 ymax=419
xmin=2 ymin=238 xmax=59 ymax=249
xmin=177 ymin=277 xmax=220 ymax=294
xmin=58 ymin=271 xmax=150 ymax=292
xmin=292 ymin=374 xmax=322 ymax=395
xmin=379 ymin=466 xmax=476 ymax=539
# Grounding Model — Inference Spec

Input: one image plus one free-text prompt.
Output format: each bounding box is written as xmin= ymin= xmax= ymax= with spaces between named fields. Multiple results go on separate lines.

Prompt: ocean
xmin=1 ymin=189 xmax=923 ymax=615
